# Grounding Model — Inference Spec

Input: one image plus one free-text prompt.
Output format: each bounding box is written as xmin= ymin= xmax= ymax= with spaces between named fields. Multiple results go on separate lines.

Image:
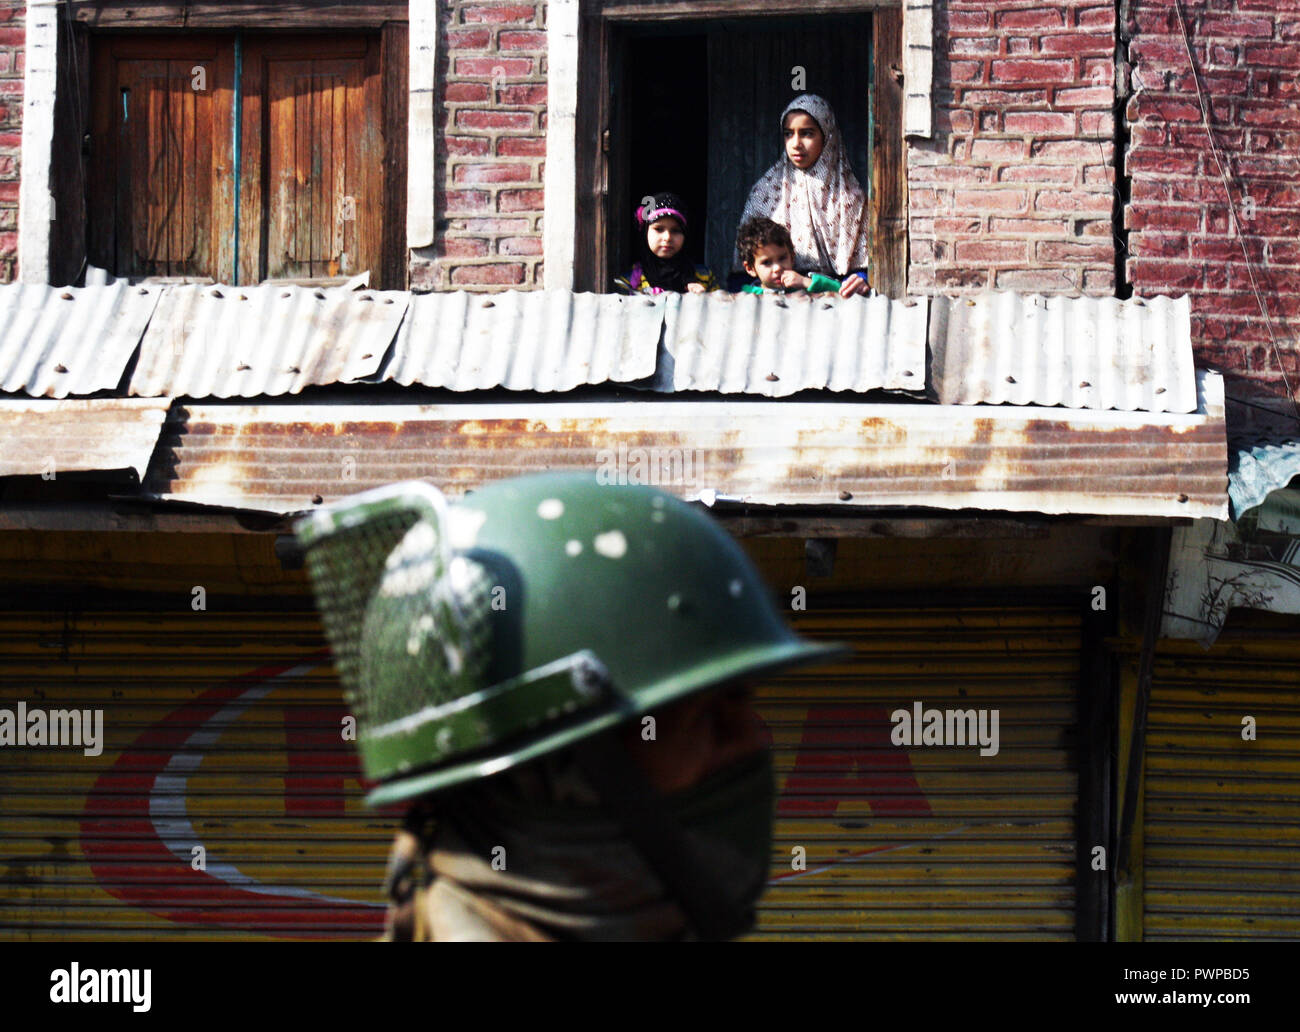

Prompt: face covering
xmin=413 ymin=747 xmax=776 ymax=941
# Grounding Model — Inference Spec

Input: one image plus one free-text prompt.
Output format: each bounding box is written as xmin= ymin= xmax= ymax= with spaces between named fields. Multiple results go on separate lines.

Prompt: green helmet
xmin=295 ymin=472 xmax=845 ymax=808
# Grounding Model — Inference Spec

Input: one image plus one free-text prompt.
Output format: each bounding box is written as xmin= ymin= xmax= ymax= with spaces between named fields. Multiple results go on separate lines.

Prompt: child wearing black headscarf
xmin=613 ymin=192 xmax=720 ymax=295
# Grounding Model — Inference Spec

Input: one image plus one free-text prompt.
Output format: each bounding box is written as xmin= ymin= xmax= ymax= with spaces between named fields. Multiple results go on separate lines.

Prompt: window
xmin=572 ymin=1 xmax=907 ymax=296
xmin=87 ymin=34 xmax=385 ymax=286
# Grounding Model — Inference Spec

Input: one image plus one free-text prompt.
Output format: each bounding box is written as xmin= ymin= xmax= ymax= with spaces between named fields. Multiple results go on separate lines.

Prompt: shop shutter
xmin=1143 ymin=633 xmax=1300 ymax=940
xmin=753 ymin=604 xmax=1084 ymax=940
xmin=0 ymin=610 xmax=388 ymax=941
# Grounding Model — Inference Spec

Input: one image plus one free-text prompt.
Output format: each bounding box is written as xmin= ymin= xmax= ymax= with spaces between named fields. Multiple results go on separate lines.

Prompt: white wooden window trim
xmin=543 ymin=0 xmax=578 ymax=290
xmin=903 ymin=0 xmax=932 ymax=138
xmin=18 ymin=0 xmax=58 ymax=284
xmin=408 ymin=0 xmax=437 ymax=251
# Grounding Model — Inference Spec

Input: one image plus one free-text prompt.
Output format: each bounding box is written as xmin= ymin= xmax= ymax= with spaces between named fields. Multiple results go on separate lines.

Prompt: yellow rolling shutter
xmin=0 ymin=610 xmax=389 ymax=941
xmin=2 ymin=603 xmax=1086 ymax=941
xmin=1143 ymin=633 xmax=1300 ymax=940
xmin=753 ymin=605 xmax=1084 ymax=941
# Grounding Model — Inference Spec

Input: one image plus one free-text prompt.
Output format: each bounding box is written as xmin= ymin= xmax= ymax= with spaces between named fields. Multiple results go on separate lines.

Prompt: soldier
xmin=296 ymin=472 xmax=846 ymax=941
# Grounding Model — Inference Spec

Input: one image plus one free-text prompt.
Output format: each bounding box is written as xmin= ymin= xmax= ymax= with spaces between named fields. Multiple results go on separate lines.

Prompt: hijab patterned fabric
xmin=734 ymin=94 xmax=870 ymax=277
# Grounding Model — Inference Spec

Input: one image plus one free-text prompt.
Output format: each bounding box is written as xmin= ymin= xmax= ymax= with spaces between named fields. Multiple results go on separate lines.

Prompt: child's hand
xmin=839 ymin=274 xmax=870 ymax=298
xmin=779 ymin=269 xmax=811 ymax=290
xmin=686 ymin=282 xmax=706 ymax=294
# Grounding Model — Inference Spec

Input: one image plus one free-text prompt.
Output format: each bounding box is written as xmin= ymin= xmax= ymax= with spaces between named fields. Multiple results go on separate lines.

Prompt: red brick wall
xmin=1126 ymin=0 xmax=1300 ymax=398
xmin=411 ymin=0 xmax=547 ymax=292
xmin=910 ymin=2 xmax=1117 ymax=295
xmin=0 ymin=2 xmax=22 ymax=283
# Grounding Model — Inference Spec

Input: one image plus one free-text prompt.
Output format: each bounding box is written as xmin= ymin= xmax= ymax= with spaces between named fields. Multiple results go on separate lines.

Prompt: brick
xmin=1189 ymin=237 xmax=1265 ymax=262
xmin=455 ymin=56 xmax=534 ymax=77
xmin=910 ymin=165 xmax=990 ymax=184
xmin=1035 ymin=189 xmax=1113 ymax=214
xmin=498 ymin=31 xmax=548 ymax=50
xmin=461 ymin=5 xmax=537 ymax=25
xmin=444 ymin=82 xmax=491 ymax=103
xmin=1125 ymin=258 xmax=1206 ymax=290
xmin=991 ymin=59 xmax=1075 ymax=83
xmin=969 ymin=138 xmax=1029 ymax=161
xmin=934 ymin=109 xmax=975 ymax=133
xmin=1055 ymin=85 xmax=1114 ymax=107
xmin=1077 ymin=6 xmax=1115 ymax=30
xmin=955 ymin=189 xmax=1028 ymax=213
xmin=955 ymin=239 xmax=1028 ymax=264
xmin=447 ymin=135 xmax=492 ymax=156
xmin=947 ymin=61 xmax=987 ymax=85
xmin=499 ymin=236 xmax=543 ymax=256
xmin=998 ymin=165 xmax=1076 ymax=184
xmin=1035 ymin=239 xmax=1114 ymax=262
xmin=1082 ymin=269 xmax=1115 ymax=292
xmin=962 ymin=89 xmax=1049 ymax=106
xmin=951 ymin=37 xmax=998 ymax=56
xmin=497 ymin=136 xmax=546 ymax=156
xmin=456 ymin=110 xmax=534 ymax=131
xmin=995 ymin=9 xmax=1064 ymax=30
xmin=453 ymin=162 xmax=535 ymax=185
xmin=1243 ymin=44 xmax=1300 ymax=68
xmin=994 ymin=268 xmax=1085 ymax=292
xmin=934 ymin=217 xmax=982 ymax=234
xmin=1129 ymin=232 xmax=1190 ymax=259
xmin=948 ymin=11 xmax=991 ymax=32
xmin=449 ymin=217 xmax=531 ymax=234
xmin=498 ymin=188 xmax=544 ymax=212
xmin=1031 ymin=138 xmax=1113 ymax=162
xmin=0 ymin=230 xmax=15 ymax=257
xmin=450 ymin=262 xmax=526 ymax=286
xmin=989 ymin=216 xmax=1072 ymax=235
xmin=498 ymin=84 xmax=547 ymax=104
xmin=1080 ymin=111 xmax=1115 ymax=135
xmin=1006 ymin=38 xmax=1033 ymax=57
xmin=1004 ymin=111 xmax=1076 ymax=135
xmin=446 ymin=28 xmax=492 ymax=48
xmin=443 ymin=189 xmax=491 ymax=214
xmin=1038 ymin=34 xmax=1113 ymax=58
xmin=1125 ymin=149 xmax=1200 ymax=175
xmin=443 ymin=237 xmax=490 ymax=258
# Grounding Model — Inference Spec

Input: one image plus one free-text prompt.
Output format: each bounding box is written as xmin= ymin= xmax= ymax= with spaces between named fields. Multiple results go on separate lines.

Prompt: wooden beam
xmin=870 ymin=6 xmax=908 ymax=297
xmin=71 ymin=3 xmax=408 ymax=29
xmin=382 ymin=21 xmax=410 ymax=290
xmin=601 ymin=0 xmax=899 ymax=22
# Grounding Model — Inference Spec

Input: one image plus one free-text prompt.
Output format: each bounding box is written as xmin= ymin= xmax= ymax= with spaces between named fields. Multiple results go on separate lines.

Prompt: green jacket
xmin=740 ymin=272 xmax=842 ymax=295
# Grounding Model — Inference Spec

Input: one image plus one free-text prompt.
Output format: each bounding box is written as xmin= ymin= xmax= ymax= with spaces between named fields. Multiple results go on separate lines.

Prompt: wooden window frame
xmin=53 ymin=8 xmax=409 ymax=288
xmin=570 ymin=0 xmax=908 ymax=296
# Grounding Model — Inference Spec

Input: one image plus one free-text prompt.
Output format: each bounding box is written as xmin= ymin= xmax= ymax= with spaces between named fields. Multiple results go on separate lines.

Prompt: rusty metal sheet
xmin=0 ymin=398 xmax=171 ymax=480
xmin=129 ymin=284 xmax=410 ymax=398
xmin=930 ymin=293 xmax=1196 ymax=413
xmin=0 ymin=282 xmax=163 ymax=398
xmin=654 ymin=291 xmax=927 ymax=396
xmin=376 ymin=290 xmax=661 ymax=391
xmin=142 ymin=370 xmax=1227 ymax=520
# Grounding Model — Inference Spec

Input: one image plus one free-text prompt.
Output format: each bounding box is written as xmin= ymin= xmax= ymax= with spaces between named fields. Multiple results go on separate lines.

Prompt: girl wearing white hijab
xmin=734 ymin=94 xmax=871 ymax=298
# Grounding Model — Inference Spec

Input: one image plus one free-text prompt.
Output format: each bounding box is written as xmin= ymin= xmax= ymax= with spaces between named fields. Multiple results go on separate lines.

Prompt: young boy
xmin=735 ymin=217 xmax=842 ymax=295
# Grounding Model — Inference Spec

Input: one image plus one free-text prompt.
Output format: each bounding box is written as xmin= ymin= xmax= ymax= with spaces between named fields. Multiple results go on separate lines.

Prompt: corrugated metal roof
xmin=929 ymin=293 xmax=1196 ymax=412
xmin=0 ymin=282 xmax=163 ymax=398
xmin=129 ymin=284 xmax=410 ymax=399
xmin=0 ymin=398 xmax=170 ymax=479
xmin=375 ymin=290 xmax=661 ymax=391
xmin=1229 ymin=436 xmax=1300 ymax=519
xmin=652 ymin=291 xmax=927 ymax=396
xmin=140 ymin=370 xmax=1227 ymax=519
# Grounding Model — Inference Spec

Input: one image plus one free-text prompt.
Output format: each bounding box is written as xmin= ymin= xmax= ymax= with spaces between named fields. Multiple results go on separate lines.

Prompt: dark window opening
xmin=609 ymin=15 xmax=874 ymax=292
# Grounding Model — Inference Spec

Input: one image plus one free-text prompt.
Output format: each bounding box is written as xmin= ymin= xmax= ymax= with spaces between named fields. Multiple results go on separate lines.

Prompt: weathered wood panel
xmin=89 ymin=37 xmax=230 ymax=281
xmin=870 ymin=6 xmax=907 ymax=297
xmin=602 ymin=0 xmax=899 ymax=21
xmin=381 ymin=22 xmax=409 ymax=290
xmin=72 ymin=2 xmax=408 ymax=29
